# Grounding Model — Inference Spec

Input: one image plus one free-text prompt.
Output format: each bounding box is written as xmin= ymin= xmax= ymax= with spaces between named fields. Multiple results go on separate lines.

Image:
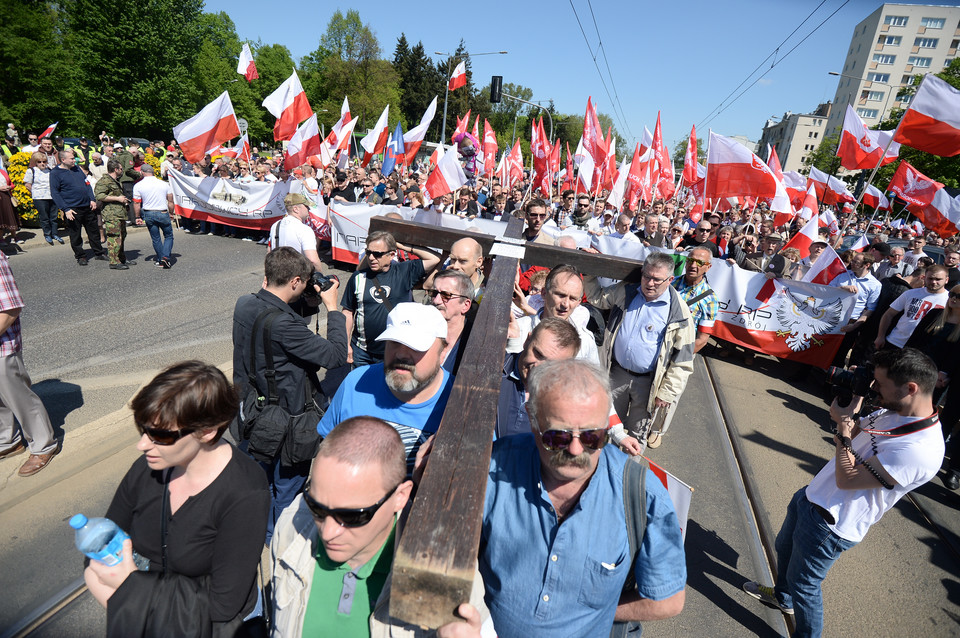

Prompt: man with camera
xmin=743 ymin=347 xmax=945 ymax=637
xmin=232 ymin=247 xmax=348 ymax=541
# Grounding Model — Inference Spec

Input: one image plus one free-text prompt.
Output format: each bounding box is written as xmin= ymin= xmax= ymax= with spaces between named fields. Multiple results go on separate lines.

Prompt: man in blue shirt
xmin=476 ymin=358 xmax=686 ymax=637
xmin=49 ymin=149 xmax=106 ymax=266
xmin=830 ymin=252 xmax=881 ymax=367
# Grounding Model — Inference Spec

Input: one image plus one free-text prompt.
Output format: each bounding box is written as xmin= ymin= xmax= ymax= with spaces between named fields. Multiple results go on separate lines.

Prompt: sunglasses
xmin=302 ymin=480 xmax=399 ymax=527
xmin=425 ymin=288 xmax=468 ymax=303
xmin=527 ymin=213 xmax=548 ymax=219
xmin=365 ymin=249 xmax=393 ymax=258
xmin=687 ymin=258 xmax=709 ymax=267
xmin=136 ymin=422 xmax=190 ymax=446
xmin=538 ymin=428 xmax=607 ymax=451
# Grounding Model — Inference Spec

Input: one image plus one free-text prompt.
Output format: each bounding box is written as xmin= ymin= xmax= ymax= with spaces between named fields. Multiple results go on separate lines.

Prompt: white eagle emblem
xmin=775 ymin=289 xmax=844 ymax=351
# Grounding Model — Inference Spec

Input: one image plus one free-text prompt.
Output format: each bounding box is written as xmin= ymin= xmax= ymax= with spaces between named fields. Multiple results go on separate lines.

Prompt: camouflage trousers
xmin=103 ymin=215 xmax=127 ymax=264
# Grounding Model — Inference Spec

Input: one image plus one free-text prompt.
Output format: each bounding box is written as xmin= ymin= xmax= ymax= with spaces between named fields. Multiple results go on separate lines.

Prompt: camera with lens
xmin=305 ymin=271 xmax=337 ymax=294
xmin=825 ymin=362 xmax=874 ymax=408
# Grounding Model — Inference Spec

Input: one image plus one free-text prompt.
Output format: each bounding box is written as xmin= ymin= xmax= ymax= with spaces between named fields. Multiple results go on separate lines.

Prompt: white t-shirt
xmin=132 ymin=175 xmax=172 ymax=211
xmin=268 ymin=214 xmax=317 ymax=255
xmin=23 ymin=167 xmax=51 ymax=200
xmin=902 ymin=250 xmax=925 ymax=269
xmin=506 ymin=308 xmax=599 ymax=364
xmin=806 ymin=409 xmax=944 ymax=542
xmin=886 ymin=287 xmax=949 ymax=347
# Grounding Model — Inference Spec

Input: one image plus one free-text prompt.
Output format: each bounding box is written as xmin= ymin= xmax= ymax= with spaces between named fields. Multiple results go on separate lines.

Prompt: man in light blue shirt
xmin=831 ymin=253 xmax=881 ymax=367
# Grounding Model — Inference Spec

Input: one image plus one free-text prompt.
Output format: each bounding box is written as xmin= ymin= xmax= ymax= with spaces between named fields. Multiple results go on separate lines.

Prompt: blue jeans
xmin=34 ymin=199 xmax=60 ymax=240
xmin=260 ymin=457 xmax=308 ymax=545
xmin=142 ymin=209 xmax=173 ymax=261
xmin=774 ymin=488 xmax=858 ymax=637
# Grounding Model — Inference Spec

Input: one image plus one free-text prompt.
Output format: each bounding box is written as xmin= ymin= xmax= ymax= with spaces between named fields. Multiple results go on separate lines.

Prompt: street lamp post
xmin=502 ymin=92 xmax=553 ymax=145
xmin=434 ymin=50 xmax=507 ymax=146
xmin=828 ymin=71 xmax=897 ymax=127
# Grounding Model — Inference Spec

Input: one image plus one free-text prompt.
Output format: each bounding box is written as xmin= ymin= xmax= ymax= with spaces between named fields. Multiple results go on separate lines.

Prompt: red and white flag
xmin=262 ymin=70 xmax=312 ymax=141
xmin=796 ymin=183 xmax=818 ymax=222
xmin=531 ymin=117 xmax=551 ymax=195
xmin=607 ymin=159 xmax=630 ymax=211
xmin=359 ymin=104 xmax=390 ymax=167
xmin=402 ymin=96 xmax=438 ymax=165
xmin=705 ymin=131 xmax=779 ymax=199
xmin=647 ymin=458 xmax=693 ymax=541
xmin=802 ymin=244 xmax=847 ymax=285
xmin=284 ymin=113 xmax=322 ymax=170
xmin=324 ymin=97 xmax=352 ymax=150
xmin=782 ymin=215 xmax=821 ymax=259
xmin=848 ymin=235 xmax=870 ymax=252
xmin=639 ymin=126 xmax=653 ymax=157
xmin=682 ymin=126 xmax=699 ymax=187
xmin=220 ymin=133 xmax=251 ymax=161
xmin=766 ymin=144 xmax=784 ymax=181
xmin=782 ymin=170 xmax=807 ymax=207
xmin=582 ymin=97 xmax=607 ymax=168
xmin=482 ymin=119 xmax=498 ymax=178
xmin=173 ymin=91 xmax=240 ymax=164
xmin=451 ymin=109 xmax=471 ymax=144
xmin=861 ymin=183 xmax=890 ymax=211
xmin=888 ymin=160 xmax=960 ymax=237
xmin=448 ymin=60 xmax=467 ymax=91
xmin=425 ymin=142 xmax=468 ymax=197
xmin=237 ymin=43 xmax=259 ymax=82
xmin=819 ymin=208 xmax=839 ymax=236
xmin=624 ymin=143 xmax=646 ymax=210
xmin=38 ymin=122 xmax=58 ymax=141
xmin=836 ymin=104 xmax=899 ymax=170
xmin=576 ymin=151 xmax=595 ymax=194
xmin=893 ymin=74 xmax=960 ymax=157
xmin=807 ymin=167 xmax=854 ymax=206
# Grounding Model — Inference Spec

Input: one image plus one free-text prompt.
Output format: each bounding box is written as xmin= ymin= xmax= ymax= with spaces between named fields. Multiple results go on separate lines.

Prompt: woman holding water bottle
xmin=83 ymin=361 xmax=270 ymax=636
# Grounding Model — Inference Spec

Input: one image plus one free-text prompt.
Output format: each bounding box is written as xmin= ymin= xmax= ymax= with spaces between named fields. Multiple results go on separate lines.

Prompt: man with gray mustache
xmin=318 ymin=303 xmax=454 ymax=476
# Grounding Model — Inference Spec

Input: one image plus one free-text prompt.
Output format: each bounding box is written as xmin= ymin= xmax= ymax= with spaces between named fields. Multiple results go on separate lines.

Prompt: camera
xmin=825 ymin=363 xmax=874 ymax=408
xmin=307 ymin=271 xmax=337 ymax=293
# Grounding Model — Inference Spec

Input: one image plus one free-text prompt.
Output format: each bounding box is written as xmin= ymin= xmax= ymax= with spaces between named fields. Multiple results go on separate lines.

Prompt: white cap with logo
xmin=375 ymin=303 xmax=448 ymax=352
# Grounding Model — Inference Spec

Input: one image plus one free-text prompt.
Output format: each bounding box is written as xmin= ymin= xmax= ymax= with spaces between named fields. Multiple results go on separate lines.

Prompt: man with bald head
xmin=611 ymin=214 xmax=641 ymax=243
xmin=427 ymin=237 xmax=485 ymax=299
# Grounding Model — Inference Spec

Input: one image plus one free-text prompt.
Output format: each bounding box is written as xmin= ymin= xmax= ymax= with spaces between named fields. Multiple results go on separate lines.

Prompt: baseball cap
xmin=376 ymin=303 xmax=447 ymax=351
xmin=765 ymin=232 xmax=784 ymax=242
xmin=284 ymin=193 xmax=311 ymax=210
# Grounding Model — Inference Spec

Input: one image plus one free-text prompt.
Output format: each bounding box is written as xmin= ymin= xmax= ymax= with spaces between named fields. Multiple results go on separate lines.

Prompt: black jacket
xmin=232 ymin=289 xmax=347 ymax=413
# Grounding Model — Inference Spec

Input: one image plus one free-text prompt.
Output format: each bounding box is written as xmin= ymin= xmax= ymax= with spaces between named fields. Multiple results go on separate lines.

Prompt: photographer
xmin=743 ymin=347 xmax=945 ymax=636
xmin=232 ymin=247 xmax=347 ymax=541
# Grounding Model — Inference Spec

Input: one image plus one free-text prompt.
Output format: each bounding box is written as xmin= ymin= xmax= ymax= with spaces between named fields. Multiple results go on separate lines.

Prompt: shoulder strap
xmin=247 ymin=305 xmax=285 ymax=403
xmin=369 ymin=273 xmax=395 ymax=313
xmin=622 ymin=456 xmax=648 ymax=579
xmin=685 ymin=288 xmax=714 ymax=308
xmin=873 ymin=411 xmax=939 ymax=437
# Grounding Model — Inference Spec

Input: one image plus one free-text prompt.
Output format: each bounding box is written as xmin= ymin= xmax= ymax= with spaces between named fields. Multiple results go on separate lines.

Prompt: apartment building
xmin=758 ymin=103 xmax=832 ymax=173
xmin=825 ymin=3 xmax=960 ymax=135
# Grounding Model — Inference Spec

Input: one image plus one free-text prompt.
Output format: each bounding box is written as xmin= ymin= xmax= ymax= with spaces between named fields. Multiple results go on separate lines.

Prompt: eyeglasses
xmin=365 ymin=248 xmax=393 ymax=258
xmin=425 ymin=288 xmax=468 ymax=303
xmin=363 ymin=183 xmax=373 ymax=187
xmin=564 ymin=196 xmax=574 ymax=200
xmin=687 ymin=258 xmax=709 ymax=267
xmin=136 ymin=422 xmax=190 ymax=446
xmin=302 ymin=480 xmax=399 ymax=527
xmin=538 ymin=428 xmax=607 ymax=451
xmin=641 ymin=272 xmax=671 ymax=285
xmin=527 ymin=213 xmax=547 ymax=219
xmin=696 ymin=227 xmax=711 ymax=233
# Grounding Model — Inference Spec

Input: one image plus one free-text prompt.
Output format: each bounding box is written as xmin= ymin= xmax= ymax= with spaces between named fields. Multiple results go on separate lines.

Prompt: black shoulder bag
xmin=609 ymin=457 xmax=649 ymax=638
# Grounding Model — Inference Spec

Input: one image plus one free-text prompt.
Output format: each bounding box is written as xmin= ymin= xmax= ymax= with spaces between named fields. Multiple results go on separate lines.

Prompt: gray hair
xmin=140 ymin=163 xmax=154 ymax=175
xmin=315 ymin=416 xmax=406 ymax=490
xmin=644 ymin=251 xmax=676 ymax=273
xmin=526 ymin=359 xmax=611 ymax=430
xmin=434 ymin=269 xmax=475 ymax=299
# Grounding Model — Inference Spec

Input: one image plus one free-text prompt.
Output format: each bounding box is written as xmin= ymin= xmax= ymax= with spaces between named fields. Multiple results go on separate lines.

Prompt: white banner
xmin=169 ymin=171 xmax=288 ymax=229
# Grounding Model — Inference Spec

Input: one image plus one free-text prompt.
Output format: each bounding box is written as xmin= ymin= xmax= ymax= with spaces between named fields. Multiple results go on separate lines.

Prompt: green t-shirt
xmin=300 ymin=522 xmax=396 ymax=637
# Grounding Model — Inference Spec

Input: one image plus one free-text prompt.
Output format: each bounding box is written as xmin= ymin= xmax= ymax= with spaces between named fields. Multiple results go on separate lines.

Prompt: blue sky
xmin=206 ymin=0 xmax=935 ymax=152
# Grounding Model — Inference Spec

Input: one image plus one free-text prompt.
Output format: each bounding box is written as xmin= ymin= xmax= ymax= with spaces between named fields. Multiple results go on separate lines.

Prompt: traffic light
xmin=490 ymin=76 xmax=503 ymax=104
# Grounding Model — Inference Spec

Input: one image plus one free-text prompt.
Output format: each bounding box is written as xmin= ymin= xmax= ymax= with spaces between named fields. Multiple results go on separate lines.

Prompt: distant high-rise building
xmin=758 ymin=103 xmax=832 ymax=173
xmin=825 ymin=3 xmax=960 ymax=136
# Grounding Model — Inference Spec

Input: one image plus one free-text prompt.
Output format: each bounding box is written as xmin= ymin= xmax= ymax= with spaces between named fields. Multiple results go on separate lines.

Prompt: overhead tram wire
xmin=696 ymin=0 xmax=832 ymax=128
xmin=568 ymin=0 xmax=633 ymax=144
xmin=586 ymin=0 xmax=634 ymax=140
xmin=700 ymin=0 xmax=851 ymax=129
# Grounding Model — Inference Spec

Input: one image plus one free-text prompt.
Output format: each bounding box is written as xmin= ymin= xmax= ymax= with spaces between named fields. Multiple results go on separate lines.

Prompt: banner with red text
xmin=169 ymin=171 xmax=287 ymax=230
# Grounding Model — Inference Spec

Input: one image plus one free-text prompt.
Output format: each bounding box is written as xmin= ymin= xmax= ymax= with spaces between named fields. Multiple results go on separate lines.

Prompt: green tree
xmin=671 ymin=135 xmax=706 ymax=168
xmin=802 ymin=133 xmax=843 ymax=176
xmin=393 ymin=38 xmax=442 ymax=132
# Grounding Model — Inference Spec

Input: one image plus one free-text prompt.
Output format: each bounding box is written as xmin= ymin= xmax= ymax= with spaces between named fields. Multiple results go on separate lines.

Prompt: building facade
xmin=758 ymin=103 xmax=831 ymax=173
xmin=825 ymin=3 xmax=960 ymax=135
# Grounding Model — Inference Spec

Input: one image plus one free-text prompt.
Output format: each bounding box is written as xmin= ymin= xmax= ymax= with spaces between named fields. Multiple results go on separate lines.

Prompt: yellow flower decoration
xmin=7 ymin=152 xmax=38 ymax=223
xmin=143 ymin=153 xmax=161 ymax=176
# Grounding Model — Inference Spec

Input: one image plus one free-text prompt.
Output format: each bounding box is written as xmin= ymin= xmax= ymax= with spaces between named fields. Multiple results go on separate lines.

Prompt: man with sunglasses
xmin=585 ymin=252 xmax=696 ymax=449
xmin=341 ymin=231 xmax=440 ymax=367
xmin=522 ymin=198 xmax=556 ymax=246
xmin=475 ymin=358 xmax=685 ymax=637
xmin=674 ymin=247 xmax=718 ymax=355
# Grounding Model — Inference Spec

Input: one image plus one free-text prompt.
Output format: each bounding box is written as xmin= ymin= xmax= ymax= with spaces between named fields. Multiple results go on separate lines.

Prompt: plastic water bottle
xmin=69 ymin=514 xmax=130 ymax=566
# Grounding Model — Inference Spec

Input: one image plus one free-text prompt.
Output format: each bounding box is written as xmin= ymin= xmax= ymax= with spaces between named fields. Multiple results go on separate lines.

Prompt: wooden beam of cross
xmin=366 ymin=215 xmax=646 ymax=628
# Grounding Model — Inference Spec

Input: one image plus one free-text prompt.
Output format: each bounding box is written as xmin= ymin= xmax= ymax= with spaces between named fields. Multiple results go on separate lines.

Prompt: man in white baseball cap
xmin=317 ymin=302 xmax=453 ymax=475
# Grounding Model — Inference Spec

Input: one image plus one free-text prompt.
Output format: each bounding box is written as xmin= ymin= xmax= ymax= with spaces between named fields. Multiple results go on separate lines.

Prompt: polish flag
xmin=220 ymin=133 xmax=251 ymax=161
xmin=848 ymin=235 xmax=871 ymax=252
xmin=782 ymin=171 xmax=808 ymax=207
xmin=237 ymin=43 xmax=259 ymax=82
xmin=448 ymin=61 xmax=467 ymax=91
xmin=782 ymin=215 xmax=821 ymax=259
xmin=802 ymin=244 xmax=847 ymax=285
xmin=482 ymin=119 xmax=498 ymax=178
xmin=647 ymin=458 xmax=693 ymax=541
xmin=451 ymin=109 xmax=471 ymax=144
xmin=639 ymin=126 xmax=653 ymax=157
xmin=284 ymin=114 xmax=322 ymax=170
xmin=582 ymin=97 xmax=607 ymax=167
xmin=888 ymin=161 xmax=960 ymax=237
xmin=263 ymin=70 xmax=312 ymax=141
xmin=573 ymin=136 xmax=587 ymax=168
xmin=607 ymin=159 xmax=630 ymax=210
xmin=893 ymin=74 xmax=960 ymax=157
xmin=796 ymin=184 xmax=819 ymax=222
xmin=38 ymin=122 xmax=58 ymax=141
xmin=836 ymin=104 xmax=899 ymax=170
xmin=807 ymin=167 xmax=854 ymax=206
xmin=173 ymin=91 xmax=240 ymax=163
xmin=471 ymin=115 xmax=480 ymax=145
xmin=402 ymin=96 xmax=438 ymax=165
xmin=426 ymin=142 xmax=468 ymax=197
xmin=603 ymin=136 xmax=618 ymax=192
xmin=320 ymin=117 xmax=358 ymax=168
xmin=682 ymin=126 xmax=699 ymax=187
xmin=324 ymin=97 xmax=352 ymax=150
xmin=766 ymin=145 xmax=784 ymax=181
xmin=862 ymin=184 xmax=890 ymax=211
xmin=576 ymin=151 xmax=595 ymax=194
xmin=820 ymin=208 xmax=839 ymax=236
xmin=705 ymin=131 xmax=779 ymax=199
xmin=359 ymin=104 xmax=390 ymax=167
xmin=624 ymin=143 xmax=645 ymax=210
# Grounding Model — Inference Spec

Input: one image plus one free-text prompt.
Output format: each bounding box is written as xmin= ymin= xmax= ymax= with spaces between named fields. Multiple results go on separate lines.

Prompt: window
xmin=914 ymin=37 xmax=939 ymax=48
xmin=902 ymin=74 xmax=918 ymax=85
xmin=808 ymin=131 xmax=814 ymax=138
xmin=873 ymin=54 xmax=896 ymax=65
xmin=899 ymin=94 xmax=913 ymax=105
xmin=864 ymin=90 xmax=885 ymax=101
xmin=884 ymin=15 xmax=908 ymax=27
xmin=908 ymin=56 xmax=932 ymax=68
xmin=813 ymin=132 xmax=818 ymax=139
xmin=857 ymin=108 xmax=880 ymax=119
xmin=952 ymin=39 xmax=959 ymax=49
xmin=884 ymin=35 xmax=902 ymax=46
xmin=920 ymin=17 xmax=945 ymax=29
xmin=868 ymin=72 xmax=890 ymax=82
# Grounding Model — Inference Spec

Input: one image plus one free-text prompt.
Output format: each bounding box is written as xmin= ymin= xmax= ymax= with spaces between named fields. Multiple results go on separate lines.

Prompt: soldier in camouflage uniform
xmin=93 ymin=160 xmax=136 ymax=270
xmin=113 ymin=142 xmax=141 ymax=225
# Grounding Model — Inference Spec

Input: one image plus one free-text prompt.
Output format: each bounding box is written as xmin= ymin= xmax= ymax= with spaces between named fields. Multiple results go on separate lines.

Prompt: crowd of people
xmin=1 ymin=119 xmax=956 ymax=637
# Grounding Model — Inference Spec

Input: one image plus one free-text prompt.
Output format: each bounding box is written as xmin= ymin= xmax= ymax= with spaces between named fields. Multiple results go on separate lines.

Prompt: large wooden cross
xmin=366 ymin=215 xmax=647 ymax=628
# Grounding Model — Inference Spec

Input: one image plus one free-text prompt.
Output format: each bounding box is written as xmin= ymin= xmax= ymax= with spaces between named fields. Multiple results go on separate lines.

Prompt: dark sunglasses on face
xmin=687 ymin=258 xmax=708 ymax=267
xmin=302 ymin=480 xmax=399 ymax=527
xmin=538 ymin=428 xmax=607 ymax=451
xmin=365 ymin=249 xmax=393 ymax=258
xmin=425 ymin=288 xmax=467 ymax=302
xmin=136 ymin=422 xmax=190 ymax=446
